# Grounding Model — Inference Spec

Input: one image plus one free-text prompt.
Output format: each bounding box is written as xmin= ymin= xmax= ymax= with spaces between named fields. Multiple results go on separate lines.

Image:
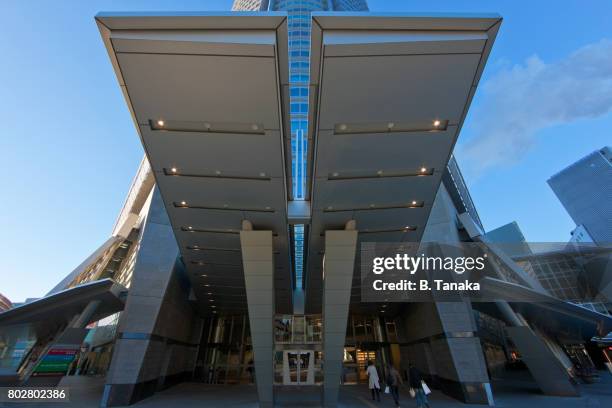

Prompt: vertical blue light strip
xmin=283 ymin=1 xmax=322 ymax=289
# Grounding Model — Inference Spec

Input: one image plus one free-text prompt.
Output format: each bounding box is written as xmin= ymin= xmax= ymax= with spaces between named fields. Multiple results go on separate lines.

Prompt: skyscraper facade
xmin=233 ymin=0 xmax=369 ymax=289
xmin=548 ymin=146 xmax=612 ymax=245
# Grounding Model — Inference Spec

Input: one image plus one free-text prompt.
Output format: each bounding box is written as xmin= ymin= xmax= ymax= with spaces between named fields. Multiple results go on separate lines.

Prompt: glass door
xmin=288 ymin=351 xmax=299 ymax=383
xmin=299 ymin=351 xmax=310 ymax=383
xmin=283 ymin=350 xmax=314 ymax=385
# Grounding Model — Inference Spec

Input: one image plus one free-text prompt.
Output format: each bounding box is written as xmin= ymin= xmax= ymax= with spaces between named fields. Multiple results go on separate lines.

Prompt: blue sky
xmin=1 ymin=0 xmax=610 ymax=302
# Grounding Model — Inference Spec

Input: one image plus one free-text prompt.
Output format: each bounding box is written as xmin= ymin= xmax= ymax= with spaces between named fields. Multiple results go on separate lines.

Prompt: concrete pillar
xmin=240 ymin=222 xmax=275 ymax=408
xmin=415 ymin=186 xmax=494 ymax=405
xmin=496 ymin=302 xmax=580 ymax=396
xmin=101 ymin=187 xmax=202 ymax=407
xmin=72 ymin=300 xmax=101 ymax=328
xmin=322 ymin=223 xmax=358 ymax=407
xmin=432 ymin=302 xmax=494 ymax=405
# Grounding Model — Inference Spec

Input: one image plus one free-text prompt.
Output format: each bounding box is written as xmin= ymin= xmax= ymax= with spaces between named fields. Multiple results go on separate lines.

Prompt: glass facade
xmin=0 ymin=324 xmax=37 ymax=375
xmin=197 ymin=315 xmax=255 ymax=385
xmin=548 ymin=147 xmax=612 ymax=245
xmin=271 ymin=0 xmax=325 ymax=200
xmin=274 ymin=314 xmax=322 ymax=344
xmin=265 ymin=0 xmax=368 ymax=289
xmin=232 ymin=0 xmax=370 ymax=291
xmin=272 ymin=0 xmax=328 ymax=289
xmin=443 ymin=155 xmax=484 ymax=230
xmin=516 ymin=253 xmax=611 ymax=315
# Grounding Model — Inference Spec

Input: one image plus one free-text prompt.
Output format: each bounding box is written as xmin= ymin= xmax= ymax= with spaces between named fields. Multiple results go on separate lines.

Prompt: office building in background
xmin=0 ymin=294 xmax=12 ymax=313
xmin=548 ymin=146 xmax=612 ymax=246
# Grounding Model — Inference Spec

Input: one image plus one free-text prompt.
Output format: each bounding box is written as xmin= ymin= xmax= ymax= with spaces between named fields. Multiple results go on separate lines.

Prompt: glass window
xmin=275 ymin=316 xmax=293 ymax=343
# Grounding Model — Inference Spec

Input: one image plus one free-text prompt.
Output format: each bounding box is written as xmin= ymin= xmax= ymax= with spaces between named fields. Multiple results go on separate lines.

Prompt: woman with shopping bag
xmin=409 ymin=363 xmax=430 ymax=408
xmin=366 ymin=360 xmax=381 ymax=402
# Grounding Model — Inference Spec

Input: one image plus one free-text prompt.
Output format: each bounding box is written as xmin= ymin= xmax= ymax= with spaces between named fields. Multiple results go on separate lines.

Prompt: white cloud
xmin=458 ymin=39 xmax=612 ymax=175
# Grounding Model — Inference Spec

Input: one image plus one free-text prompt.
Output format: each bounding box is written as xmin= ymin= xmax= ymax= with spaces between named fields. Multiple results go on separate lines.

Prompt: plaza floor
xmin=2 ymin=372 xmax=611 ymax=407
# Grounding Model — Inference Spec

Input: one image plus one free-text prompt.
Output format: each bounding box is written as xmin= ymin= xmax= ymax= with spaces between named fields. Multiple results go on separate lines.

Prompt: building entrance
xmin=282 ymin=350 xmax=314 ymax=385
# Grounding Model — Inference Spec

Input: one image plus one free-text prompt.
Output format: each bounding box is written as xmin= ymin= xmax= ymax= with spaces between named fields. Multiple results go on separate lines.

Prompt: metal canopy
xmin=0 ymin=279 xmax=126 ymax=328
xmin=97 ymin=13 xmax=293 ymax=315
xmin=478 ymin=277 xmax=612 ymax=338
xmin=305 ymin=13 xmax=502 ymax=313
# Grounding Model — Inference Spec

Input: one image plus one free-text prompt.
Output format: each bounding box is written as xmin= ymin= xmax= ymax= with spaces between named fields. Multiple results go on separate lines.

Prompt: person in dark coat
xmin=408 ymin=363 xmax=429 ymax=408
xmin=386 ymin=364 xmax=402 ymax=407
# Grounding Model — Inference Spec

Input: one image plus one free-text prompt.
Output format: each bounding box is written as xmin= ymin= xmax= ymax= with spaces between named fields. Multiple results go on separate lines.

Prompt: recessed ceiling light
xmin=252 ymin=124 xmax=259 ymax=131
xmin=377 ymin=170 xmax=383 ymax=175
xmin=369 ymin=204 xmax=376 ymax=208
xmin=157 ymin=120 xmax=165 ymax=127
xmin=204 ymin=122 xmax=211 ymax=129
xmin=201 ymin=274 xmax=207 ymax=277
xmin=433 ymin=120 xmax=441 ymax=127
xmin=339 ymin=124 xmax=347 ymax=131
xmin=420 ymin=167 xmax=427 ymax=173
xmin=212 ymin=310 xmax=217 ymax=313
xmin=411 ymin=201 xmax=417 ymax=206
xmin=180 ymin=201 xmax=187 ymax=206
xmin=259 ymin=172 xmax=266 ymax=177
xmin=215 ymin=170 xmax=221 ymax=175
xmin=187 ymin=226 xmax=193 ymax=230
xmin=387 ymin=122 xmax=395 ymax=129
xmin=327 ymin=206 xmax=333 ymax=210
xmin=209 ymin=299 xmax=214 ymax=302
xmin=207 ymin=292 xmax=212 ymax=295
xmin=204 ymin=284 xmax=210 ymax=287
xmin=170 ymin=167 xmax=177 ymax=173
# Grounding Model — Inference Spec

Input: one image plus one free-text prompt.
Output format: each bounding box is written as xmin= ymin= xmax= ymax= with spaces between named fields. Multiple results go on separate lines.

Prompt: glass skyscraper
xmin=232 ymin=0 xmax=369 ymax=289
xmin=548 ymin=146 xmax=612 ymax=245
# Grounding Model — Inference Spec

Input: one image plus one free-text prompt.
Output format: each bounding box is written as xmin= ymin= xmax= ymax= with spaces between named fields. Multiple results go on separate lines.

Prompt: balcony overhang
xmin=304 ymin=13 xmax=502 ymax=313
xmin=0 ymin=279 xmax=126 ymax=329
xmin=97 ymin=12 xmax=294 ymax=315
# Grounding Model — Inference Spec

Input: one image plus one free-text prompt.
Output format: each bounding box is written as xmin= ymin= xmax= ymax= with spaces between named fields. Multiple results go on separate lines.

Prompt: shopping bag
xmin=409 ymin=388 xmax=416 ymax=398
xmin=384 ymin=386 xmax=390 ymax=394
xmin=422 ymin=380 xmax=431 ymax=395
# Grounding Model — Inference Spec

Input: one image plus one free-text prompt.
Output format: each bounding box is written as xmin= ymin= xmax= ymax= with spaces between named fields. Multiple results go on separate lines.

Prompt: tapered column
xmin=416 ymin=186 xmax=494 ymax=405
xmin=322 ymin=222 xmax=358 ymax=407
xmin=496 ymin=302 xmax=580 ymax=396
xmin=240 ymin=221 xmax=274 ymax=408
xmin=102 ymin=188 xmax=202 ymax=406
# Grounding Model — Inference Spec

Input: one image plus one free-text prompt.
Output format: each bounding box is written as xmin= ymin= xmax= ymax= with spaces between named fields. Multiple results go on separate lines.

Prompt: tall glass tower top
xmin=268 ymin=1 xmax=368 ymax=199
xmin=232 ymin=0 xmax=369 ymax=290
xmin=233 ymin=0 xmax=368 ymax=199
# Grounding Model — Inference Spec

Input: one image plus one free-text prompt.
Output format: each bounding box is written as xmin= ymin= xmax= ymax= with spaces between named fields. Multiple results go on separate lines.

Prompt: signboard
xmin=32 ymin=345 xmax=79 ymax=377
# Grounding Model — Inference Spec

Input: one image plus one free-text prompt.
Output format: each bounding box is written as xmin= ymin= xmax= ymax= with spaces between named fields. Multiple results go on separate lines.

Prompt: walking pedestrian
xmin=408 ymin=363 xmax=429 ymax=408
xmin=366 ymin=360 xmax=381 ymax=402
xmin=386 ymin=364 xmax=402 ymax=407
